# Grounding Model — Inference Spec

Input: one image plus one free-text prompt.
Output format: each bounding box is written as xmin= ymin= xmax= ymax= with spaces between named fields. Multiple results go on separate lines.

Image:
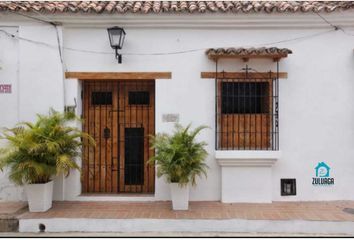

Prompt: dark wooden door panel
xmin=82 ymin=80 xmax=155 ymax=193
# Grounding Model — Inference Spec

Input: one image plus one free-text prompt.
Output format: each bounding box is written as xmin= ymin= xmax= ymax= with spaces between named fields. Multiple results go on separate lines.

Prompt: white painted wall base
xmin=216 ymin=151 xmax=280 ymax=203
xmin=52 ymin=175 xmax=64 ymax=201
xmin=19 ymin=218 xmax=354 ymax=235
xmin=220 ymin=166 xmax=273 ymax=203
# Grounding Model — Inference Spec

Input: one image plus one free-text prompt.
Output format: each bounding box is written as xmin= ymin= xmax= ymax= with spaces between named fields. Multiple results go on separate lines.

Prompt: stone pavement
xmin=2 ymin=200 xmax=354 ymax=235
xmin=18 ymin=200 xmax=354 ymax=222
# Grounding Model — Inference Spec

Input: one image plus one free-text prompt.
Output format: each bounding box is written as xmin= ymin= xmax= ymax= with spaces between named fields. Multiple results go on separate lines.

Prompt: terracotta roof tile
xmin=206 ymin=47 xmax=292 ymax=60
xmin=0 ymin=1 xmax=353 ymax=14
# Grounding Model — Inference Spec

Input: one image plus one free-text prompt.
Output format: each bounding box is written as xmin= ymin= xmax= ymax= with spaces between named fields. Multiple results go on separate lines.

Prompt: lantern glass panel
xmin=108 ymin=27 xmax=125 ymax=49
xmin=120 ymin=33 xmax=125 ymax=48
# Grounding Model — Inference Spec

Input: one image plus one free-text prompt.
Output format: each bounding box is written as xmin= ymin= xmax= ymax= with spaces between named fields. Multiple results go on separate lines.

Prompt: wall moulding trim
xmin=216 ymin=150 xmax=280 ymax=167
xmin=217 ymin=158 xmax=277 ymax=167
xmin=65 ymin=72 xmax=172 ymax=80
xmin=2 ymin=12 xmax=354 ymax=29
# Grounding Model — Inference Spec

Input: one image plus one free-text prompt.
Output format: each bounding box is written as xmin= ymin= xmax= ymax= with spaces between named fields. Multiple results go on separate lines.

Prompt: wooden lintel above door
xmin=65 ymin=72 xmax=172 ymax=80
xmin=201 ymin=72 xmax=287 ymax=79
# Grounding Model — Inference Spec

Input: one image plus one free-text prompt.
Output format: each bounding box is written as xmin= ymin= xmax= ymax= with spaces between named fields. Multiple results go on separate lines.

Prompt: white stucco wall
xmin=0 ymin=23 xmax=65 ymax=201
xmin=1 ymin=13 xmax=354 ymax=202
xmin=0 ymin=26 xmax=24 ymax=201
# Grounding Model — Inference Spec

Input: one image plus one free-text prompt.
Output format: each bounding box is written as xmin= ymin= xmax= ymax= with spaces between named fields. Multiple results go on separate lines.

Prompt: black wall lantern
xmin=107 ymin=26 xmax=126 ymax=64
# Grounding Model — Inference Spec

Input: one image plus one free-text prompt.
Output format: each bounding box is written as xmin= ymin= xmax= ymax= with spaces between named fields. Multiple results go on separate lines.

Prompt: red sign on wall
xmin=0 ymin=84 xmax=11 ymax=94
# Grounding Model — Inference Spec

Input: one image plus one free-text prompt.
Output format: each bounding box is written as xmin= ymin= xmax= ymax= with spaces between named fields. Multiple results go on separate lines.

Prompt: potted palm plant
xmin=0 ymin=109 xmax=94 ymax=212
xmin=149 ymin=124 xmax=209 ymax=210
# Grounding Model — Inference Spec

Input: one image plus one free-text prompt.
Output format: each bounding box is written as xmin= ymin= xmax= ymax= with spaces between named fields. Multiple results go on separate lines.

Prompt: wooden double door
xmin=82 ymin=80 xmax=155 ymax=193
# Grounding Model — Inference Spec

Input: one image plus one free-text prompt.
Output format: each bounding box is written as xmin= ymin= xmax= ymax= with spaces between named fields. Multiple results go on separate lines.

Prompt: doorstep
xmin=71 ymin=194 xmax=155 ymax=202
xmin=0 ymin=202 xmax=27 ymax=232
xmin=16 ymin=201 xmax=354 ymax=234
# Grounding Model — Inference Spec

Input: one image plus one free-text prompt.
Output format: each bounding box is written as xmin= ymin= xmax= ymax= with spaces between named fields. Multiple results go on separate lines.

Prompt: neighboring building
xmin=0 ymin=1 xmax=354 ymax=203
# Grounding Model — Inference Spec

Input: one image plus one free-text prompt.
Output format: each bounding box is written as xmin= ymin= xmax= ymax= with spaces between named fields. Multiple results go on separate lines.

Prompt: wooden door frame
xmin=81 ymin=80 xmax=156 ymax=194
xmin=71 ymin=72 xmax=171 ymax=194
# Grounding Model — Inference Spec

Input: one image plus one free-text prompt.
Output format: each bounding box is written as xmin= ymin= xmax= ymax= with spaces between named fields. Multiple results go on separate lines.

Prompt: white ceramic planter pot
xmin=170 ymin=183 xmax=189 ymax=210
xmin=25 ymin=181 xmax=53 ymax=212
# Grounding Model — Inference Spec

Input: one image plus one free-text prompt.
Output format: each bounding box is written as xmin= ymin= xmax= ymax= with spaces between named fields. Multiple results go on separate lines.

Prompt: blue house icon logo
xmin=315 ymin=162 xmax=330 ymax=178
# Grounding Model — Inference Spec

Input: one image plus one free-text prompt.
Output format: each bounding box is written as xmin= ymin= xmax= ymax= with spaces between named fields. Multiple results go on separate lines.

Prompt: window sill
xmin=215 ymin=150 xmax=280 ymax=167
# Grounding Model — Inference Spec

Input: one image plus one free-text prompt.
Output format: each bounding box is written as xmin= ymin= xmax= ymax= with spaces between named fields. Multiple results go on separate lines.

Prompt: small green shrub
xmin=0 ymin=109 xmax=95 ymax=185
xmin=149 ymin=123 xmax=209 ymax=187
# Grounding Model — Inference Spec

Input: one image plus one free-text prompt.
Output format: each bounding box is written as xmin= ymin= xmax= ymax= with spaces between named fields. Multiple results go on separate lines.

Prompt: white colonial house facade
xmin=0 ymin=1 xmax=354 ymax=203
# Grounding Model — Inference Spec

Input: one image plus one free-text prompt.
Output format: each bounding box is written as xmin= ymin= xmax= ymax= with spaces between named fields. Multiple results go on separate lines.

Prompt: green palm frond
xmin=148 ymin=123 xmax=209 ymax=187
xmin=56 ymin=154 xmax=80 ymax=177
xmin=0 ymin=108 xmax=95 ymax=185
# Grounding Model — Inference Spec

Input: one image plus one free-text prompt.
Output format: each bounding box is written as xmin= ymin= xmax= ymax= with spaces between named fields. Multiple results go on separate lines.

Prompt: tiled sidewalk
xmin=18 ymin=201 xmax=354 ymax=222
xmin=0 ymin=202 xmax=27 ymax=217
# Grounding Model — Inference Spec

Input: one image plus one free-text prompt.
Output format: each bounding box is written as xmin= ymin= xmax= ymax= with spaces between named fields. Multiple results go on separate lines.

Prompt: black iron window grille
xmin=128 ymin=91 xmax=150 ymax=105
xmin=216 ymin=71 xmax=279 ymax=150
xmin=221 ymin=82 xmax=269 ymax=114
xmin=91 ymin=91 xmax=112 ymax=105
xmin=125 ymin=128 xmax=145 ymax=185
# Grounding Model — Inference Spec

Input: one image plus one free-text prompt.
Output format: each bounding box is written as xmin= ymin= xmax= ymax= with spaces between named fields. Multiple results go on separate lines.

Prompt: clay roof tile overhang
xmin=0 ymin=1 xmax=353 ymax=14
xmin=206 ymin=47 xmax=293 ymax=61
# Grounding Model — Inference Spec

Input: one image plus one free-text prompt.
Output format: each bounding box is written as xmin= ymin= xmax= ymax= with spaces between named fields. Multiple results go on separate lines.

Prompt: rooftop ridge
xmin=0 ymin=1 xmax=353 ymax=14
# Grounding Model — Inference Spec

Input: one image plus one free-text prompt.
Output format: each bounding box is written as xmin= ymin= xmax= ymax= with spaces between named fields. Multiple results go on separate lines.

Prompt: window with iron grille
xmin=91 ymin=91 xmax=112 ymax=106
xmin=221 ymin=82 xmax=269 ymax=114
xmin=216 ymin=77 xmax=279 ymax=150
xmin=128 ymin=91 xmax=150 ymax=105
